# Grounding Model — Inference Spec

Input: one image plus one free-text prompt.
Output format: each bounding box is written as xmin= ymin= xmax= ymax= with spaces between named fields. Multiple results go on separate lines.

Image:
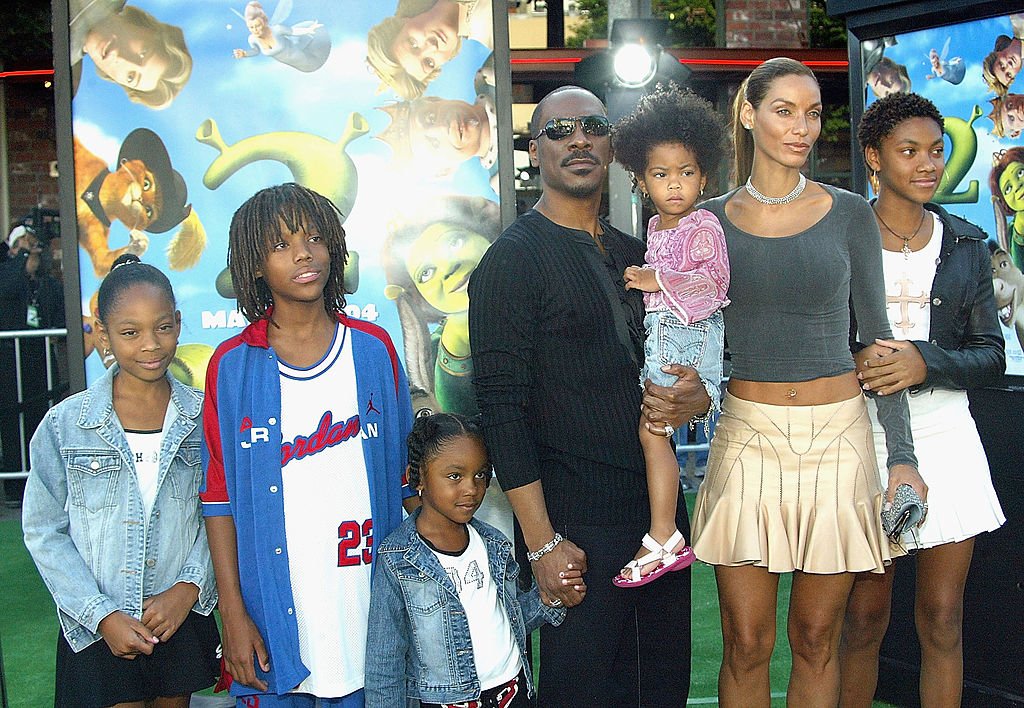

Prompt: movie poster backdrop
xmin=860 ymin=11 xmax=1024 ymax=375
xmin=57 ymin=0 xmax=513 ymax=535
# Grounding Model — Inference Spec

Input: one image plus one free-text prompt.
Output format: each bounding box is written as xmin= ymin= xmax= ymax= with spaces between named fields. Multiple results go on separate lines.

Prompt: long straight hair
xmin=732 ymin=57 xmax=818 ymax=186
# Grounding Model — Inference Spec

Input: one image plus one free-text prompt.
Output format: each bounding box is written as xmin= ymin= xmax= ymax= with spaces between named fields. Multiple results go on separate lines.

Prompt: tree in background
xmin=567 ymin=0 xmax=608 ymax=48
xmin=655 ymin=0 xmax=715 ymax=48
xmin=567 ymin=0 xmax=714 ymax=48
xmin=809 ymin=0 xmax=847 ymax=48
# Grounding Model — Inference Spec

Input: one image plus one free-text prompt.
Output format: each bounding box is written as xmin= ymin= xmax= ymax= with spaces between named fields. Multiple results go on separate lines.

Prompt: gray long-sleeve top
xmin=702 ymin=185 xmax=916 ymax=470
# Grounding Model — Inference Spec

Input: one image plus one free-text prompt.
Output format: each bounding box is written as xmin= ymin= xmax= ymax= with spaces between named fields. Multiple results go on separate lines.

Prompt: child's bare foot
xmin=612 ymin=530 xmax=694 ymax=588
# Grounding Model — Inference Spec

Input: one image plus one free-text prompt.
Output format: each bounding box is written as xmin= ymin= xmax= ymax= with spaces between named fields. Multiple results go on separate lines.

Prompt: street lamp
xmin=610 ymin=18 xmax=669 ymax=88
xmin=571 ymin=18 xmax=692 ymax=237
xmin=612 ymin=42 xmax=658 ymax=87
xmin=573 ymin=18 xmax=690 ymax=118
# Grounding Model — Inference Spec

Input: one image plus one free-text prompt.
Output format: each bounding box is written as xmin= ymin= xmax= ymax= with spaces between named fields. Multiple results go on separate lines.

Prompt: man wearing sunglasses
xmin=469 ymin=86 xmax=707 ymax=707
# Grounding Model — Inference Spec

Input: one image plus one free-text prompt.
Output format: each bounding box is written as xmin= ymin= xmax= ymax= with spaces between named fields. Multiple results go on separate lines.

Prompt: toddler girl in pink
xmin=611 ymin=84 xmax=730 ymax=587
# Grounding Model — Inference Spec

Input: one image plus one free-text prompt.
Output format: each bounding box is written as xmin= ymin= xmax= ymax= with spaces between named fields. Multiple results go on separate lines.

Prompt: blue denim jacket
xmin=365 ymin=509 xmax=565 ymax=707
xmin=22 ymin=366 xmax=217 ymax=651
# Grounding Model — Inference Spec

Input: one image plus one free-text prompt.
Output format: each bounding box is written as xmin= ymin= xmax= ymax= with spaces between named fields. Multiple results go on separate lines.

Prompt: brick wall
xmin=724 ymin=0 xmax=808 ymax=49
xmin=4 ymin=80 xmax=58 ymax=226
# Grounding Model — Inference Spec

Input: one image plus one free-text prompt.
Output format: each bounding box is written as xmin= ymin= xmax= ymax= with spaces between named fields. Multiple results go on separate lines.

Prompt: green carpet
xmin=0 ymin=498 xmax=894 ymax=707
xmin=1 ymin=518 xmax=59 ymax=708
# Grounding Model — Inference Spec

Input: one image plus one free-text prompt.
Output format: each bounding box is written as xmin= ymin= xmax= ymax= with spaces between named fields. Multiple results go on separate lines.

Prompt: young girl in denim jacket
xmin=23 ymin=254 xmax=219 ymax=708
xmin=365 ymin=413 xmax=580 ymax=708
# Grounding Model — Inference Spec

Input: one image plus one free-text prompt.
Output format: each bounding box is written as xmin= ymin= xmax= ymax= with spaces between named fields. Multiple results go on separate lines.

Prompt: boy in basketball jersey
xmin=201 ymin=184 xmax=415 ymax=706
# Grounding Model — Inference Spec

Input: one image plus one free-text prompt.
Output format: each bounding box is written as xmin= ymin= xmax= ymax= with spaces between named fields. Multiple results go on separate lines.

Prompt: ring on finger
xmin=663 ymin=423 xmax=675 ymax=438
xmin=550 ymin=598 xmax=563 ymax=607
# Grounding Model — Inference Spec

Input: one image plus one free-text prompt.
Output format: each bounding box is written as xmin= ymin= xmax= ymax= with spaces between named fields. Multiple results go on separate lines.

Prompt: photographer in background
xmin=1 ymin=222 xmax=65 ymax=507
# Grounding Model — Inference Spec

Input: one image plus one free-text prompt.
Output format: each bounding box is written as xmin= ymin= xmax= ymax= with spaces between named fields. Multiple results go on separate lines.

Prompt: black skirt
xmin=54 ymin=610 xmax=221 ymax=708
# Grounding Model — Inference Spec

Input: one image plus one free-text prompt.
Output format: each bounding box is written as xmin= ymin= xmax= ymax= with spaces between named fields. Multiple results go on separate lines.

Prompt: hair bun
xmin=110 ymin=253 xmax=142 ymax=271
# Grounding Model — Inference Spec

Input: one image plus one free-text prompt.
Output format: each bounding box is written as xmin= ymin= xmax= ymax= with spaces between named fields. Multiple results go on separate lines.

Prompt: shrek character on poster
xmin=366 ymin=0 xmax=494 ymax=100
xmin=991 ymin=147 xmax=1024 ymax=272
xmin=383 ymin=196 xmax=499 ymax=418
xmin=231 ymin=0 xmax=332 ymax=73
xmin=376 ymin=91 xmax=497 ymax=191
xmin=988 ymin=94 xmax=1024 ymax=138
xmin=982 ymin=13 xmax=1024 ymax=96
xmin=70 ymin=0 xmax=192 ymax=109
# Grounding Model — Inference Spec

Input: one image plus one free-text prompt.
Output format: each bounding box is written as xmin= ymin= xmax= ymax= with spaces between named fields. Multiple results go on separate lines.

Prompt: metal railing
xmin=677 ymin=428 xmax=713 ymax=490
xmin=0 ymin=328 xmax=68 ymax=480
xmin=674 ymin=377 xmax=727 ymax=490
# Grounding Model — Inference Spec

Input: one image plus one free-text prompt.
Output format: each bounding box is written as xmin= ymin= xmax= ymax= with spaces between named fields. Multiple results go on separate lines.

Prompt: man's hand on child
xmin=98 ymin=610 xmax=159 ymax=659
xmin=142 ymin=581 xmax=199 ymax=642
xmin=559 ymin=563 xmax=586 ymax=595
xmin=642 ymin=364 xmax=711 ymax=432
xmin=221 ymin=607 xmax=271 ymax=692
xmin=623 ymin=266 xmax=660 ymax=293
xmin=542 ymin=562 xmax=587 ymax=609
xmin=533 ymin=543 xmax=588 ymax=608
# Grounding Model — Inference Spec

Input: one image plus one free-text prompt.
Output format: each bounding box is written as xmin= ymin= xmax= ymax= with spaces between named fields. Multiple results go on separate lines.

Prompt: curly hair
xmin=227 ymin=183 xmax=348 ymax=322
xmin=856 ymin=92 xmax=943 ymax=152
xmin=96 ymin=253 xmax=176 ymax=323
xmin=612 ymin=83 xmax=727 ymax=184
xmin=405 ymin=412 xmax=490 ymax=490
xmin=990 ymin=147 xmax=1024 ymax=217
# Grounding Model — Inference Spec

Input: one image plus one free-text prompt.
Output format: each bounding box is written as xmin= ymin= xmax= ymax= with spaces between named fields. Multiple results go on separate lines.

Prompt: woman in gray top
xmin=689 ymin=57 xmax=927 ymax=707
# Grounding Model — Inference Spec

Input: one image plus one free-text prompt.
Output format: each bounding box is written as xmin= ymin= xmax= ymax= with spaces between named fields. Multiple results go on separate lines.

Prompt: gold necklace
xmin=873 ymin=206 xmax=927 ymax=258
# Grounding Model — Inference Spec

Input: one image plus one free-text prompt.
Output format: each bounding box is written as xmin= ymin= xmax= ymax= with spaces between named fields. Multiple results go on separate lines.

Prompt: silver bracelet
xmin=527 ymin=533 xmax=563 ymax=563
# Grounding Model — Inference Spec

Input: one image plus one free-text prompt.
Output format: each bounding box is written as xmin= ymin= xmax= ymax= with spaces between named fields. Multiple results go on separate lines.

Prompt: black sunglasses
xmin=532 ymin=115 xmax=611 ymax=141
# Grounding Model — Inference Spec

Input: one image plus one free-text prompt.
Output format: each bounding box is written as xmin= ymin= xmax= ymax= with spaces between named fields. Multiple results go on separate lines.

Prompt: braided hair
xmin=228 ymin=183 xmax=349 ymax=322
xmin=406 ymin=412 xmax=490 ymax=490
xmin=96 ymin=253 xmax=176 ymax=323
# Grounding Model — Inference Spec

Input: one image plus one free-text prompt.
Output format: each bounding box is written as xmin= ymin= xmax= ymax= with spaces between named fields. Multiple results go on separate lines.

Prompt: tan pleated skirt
xmin=692 ymin=391 xmax=895 ymax=574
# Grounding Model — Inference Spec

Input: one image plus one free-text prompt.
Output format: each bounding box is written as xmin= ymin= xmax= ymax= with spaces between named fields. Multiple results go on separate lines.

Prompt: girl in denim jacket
xmin=23 ymin=254 xmax=219 ymax=708
xmin=365 ymin=414 xmax=579 ymax=708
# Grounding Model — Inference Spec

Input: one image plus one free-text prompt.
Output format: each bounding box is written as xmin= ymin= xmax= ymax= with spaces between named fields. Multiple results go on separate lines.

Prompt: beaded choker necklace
xmin=873 ymin=206 xmax=928 ymax=258
xmin=744 ymin=173 xmax=807 ymax=206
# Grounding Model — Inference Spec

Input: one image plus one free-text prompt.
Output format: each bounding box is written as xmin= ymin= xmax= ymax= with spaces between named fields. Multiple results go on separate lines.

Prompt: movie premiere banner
xmin=860 ymin=11 xmax=1024 ymax=375
xmin=54 ymin=0 xmax=513 ymax=534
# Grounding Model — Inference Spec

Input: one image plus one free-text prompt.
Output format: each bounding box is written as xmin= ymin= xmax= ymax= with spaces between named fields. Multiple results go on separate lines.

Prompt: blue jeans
xmin=641 ymin=309 xmax=725 ymax=407
xmin=236 ymin=689 xmax=364 ymax=707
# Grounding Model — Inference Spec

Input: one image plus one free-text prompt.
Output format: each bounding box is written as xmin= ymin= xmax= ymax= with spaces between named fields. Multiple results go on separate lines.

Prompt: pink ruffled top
xmin=642 ymin=209 xmax=730 ymax=325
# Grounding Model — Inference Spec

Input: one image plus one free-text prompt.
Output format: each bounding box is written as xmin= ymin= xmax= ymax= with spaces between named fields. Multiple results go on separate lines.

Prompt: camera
xmin=21 ymin=206 xmax=60 ymax=245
